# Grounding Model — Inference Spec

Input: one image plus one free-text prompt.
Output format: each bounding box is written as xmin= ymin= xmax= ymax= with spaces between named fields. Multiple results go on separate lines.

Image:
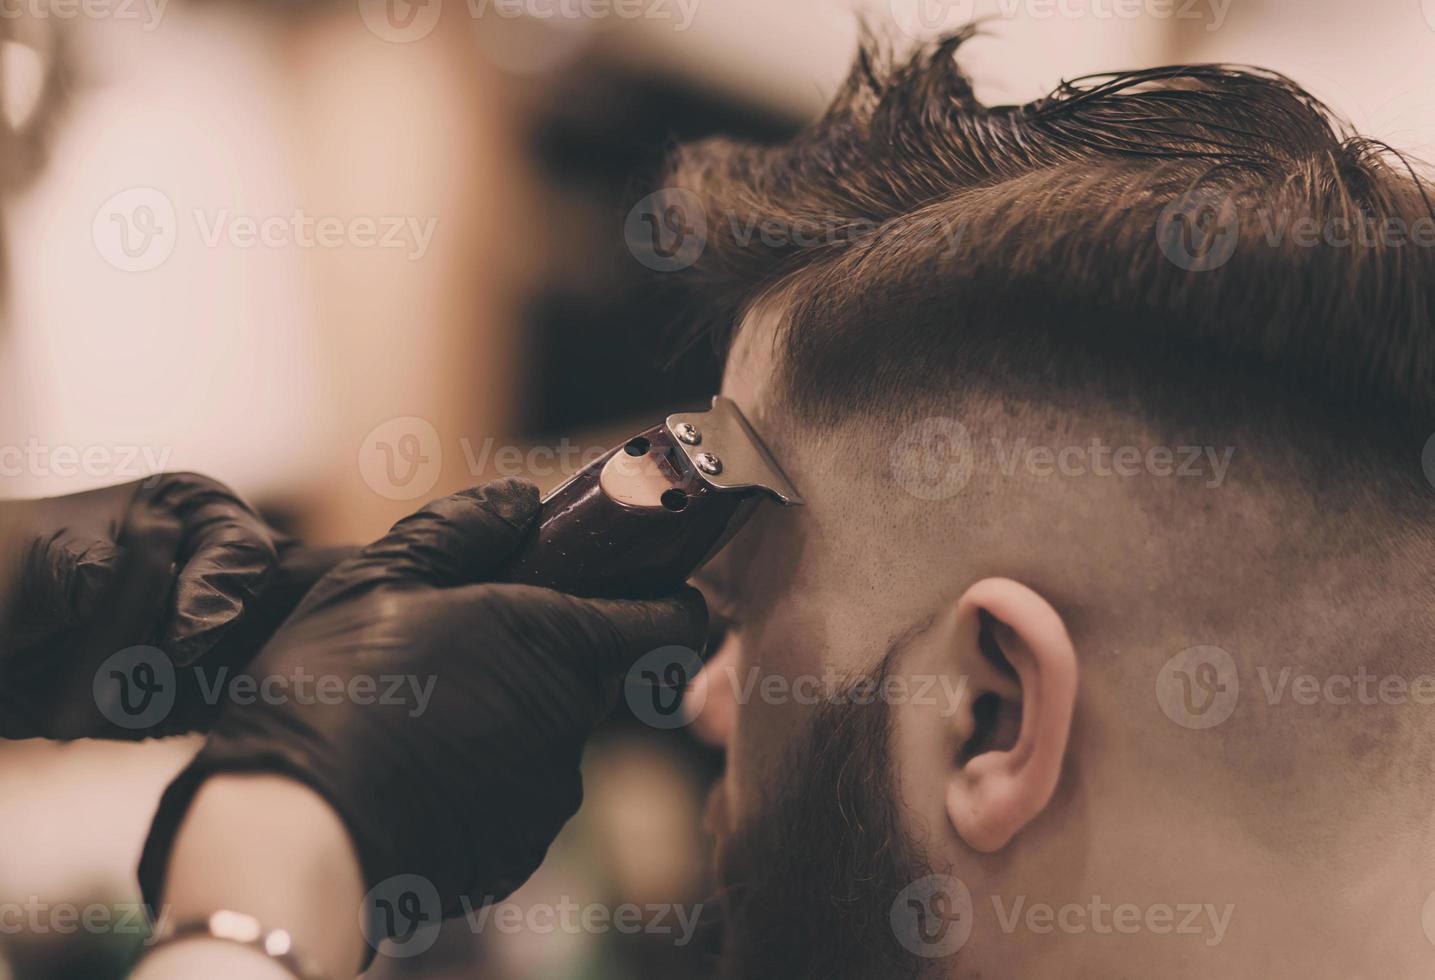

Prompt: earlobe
xmin=944 ymin=578 xmax=1078 ymax=853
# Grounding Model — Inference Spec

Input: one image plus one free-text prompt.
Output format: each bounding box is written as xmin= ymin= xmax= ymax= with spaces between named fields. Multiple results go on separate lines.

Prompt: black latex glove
xmin=0 ymin=473 xmax=354 ymax=739
xmin=138 ymin=478 xmax=707 ymax=931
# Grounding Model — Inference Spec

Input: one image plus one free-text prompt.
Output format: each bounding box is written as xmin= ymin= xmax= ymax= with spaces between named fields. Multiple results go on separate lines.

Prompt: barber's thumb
xmin=18 ymin=530 xmax=123 ymax=627
xmin=562 ymin=587 xmax=710 ymax=676
xmin=298 ymin=479 xmax=540 ymax=612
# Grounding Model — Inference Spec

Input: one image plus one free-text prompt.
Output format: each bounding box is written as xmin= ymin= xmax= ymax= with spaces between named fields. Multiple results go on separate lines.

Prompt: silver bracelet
xmin=138 ymin=909 xmax=329 ymax=980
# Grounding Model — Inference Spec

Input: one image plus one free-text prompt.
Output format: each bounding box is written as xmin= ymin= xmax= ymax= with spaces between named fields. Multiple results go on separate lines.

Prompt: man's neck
xmin=967 ymin=798 xmax=1435 ymax=978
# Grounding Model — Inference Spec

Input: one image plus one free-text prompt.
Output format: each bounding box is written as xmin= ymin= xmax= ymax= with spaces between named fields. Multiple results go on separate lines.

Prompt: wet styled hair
xmin=660 ymin=28 xmax=1435 ymax=487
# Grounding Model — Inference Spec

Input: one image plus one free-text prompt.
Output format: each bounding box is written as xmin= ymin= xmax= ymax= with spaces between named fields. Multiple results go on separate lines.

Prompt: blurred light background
xmin=0 ymin=0 xmax=1431 ymax=976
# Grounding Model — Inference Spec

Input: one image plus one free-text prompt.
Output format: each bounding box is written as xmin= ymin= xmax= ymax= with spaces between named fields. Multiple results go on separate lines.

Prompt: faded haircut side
xmin=658 ymin=28 xmax=1435 ymax=507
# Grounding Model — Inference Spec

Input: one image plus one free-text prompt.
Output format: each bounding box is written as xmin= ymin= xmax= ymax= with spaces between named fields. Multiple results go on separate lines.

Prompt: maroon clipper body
xmin=501 ymin=396 xmax=802 ymax=599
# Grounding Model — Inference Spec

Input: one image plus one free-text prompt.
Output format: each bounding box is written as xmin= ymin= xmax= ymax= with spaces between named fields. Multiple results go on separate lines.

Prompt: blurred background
xmin=0 ymin=0 xmax=1431 ymax=976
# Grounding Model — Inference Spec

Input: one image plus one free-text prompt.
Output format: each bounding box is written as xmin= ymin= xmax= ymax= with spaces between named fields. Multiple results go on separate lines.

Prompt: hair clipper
xmin=500 ymin=396 xmax=802 ymax=598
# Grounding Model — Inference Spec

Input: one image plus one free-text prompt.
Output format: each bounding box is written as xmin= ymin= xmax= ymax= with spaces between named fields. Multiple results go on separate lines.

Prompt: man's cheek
xmin=685 ymin=637 xmax=741 ymax=749
xmin=724 ymin=664 xmax=827 ymax=825
xmin=710 ymin=596 xmax=834 ymax=821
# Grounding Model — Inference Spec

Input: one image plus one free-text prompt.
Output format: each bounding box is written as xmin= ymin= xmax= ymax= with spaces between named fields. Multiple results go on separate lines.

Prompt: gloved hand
xmin=0 ymin=473 xmax=353 ymax=739
xmin=138 ymin=478 xmax=707 ymax=929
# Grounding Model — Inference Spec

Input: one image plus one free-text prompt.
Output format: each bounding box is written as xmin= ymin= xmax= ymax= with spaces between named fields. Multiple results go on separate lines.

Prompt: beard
xmin=710 ymin=666 xmax=945 ymax=980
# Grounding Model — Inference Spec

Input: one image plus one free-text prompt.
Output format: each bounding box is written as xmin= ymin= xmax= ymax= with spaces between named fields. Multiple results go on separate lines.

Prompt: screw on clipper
xmin=694 ymin=453 xmax=723 ymax=476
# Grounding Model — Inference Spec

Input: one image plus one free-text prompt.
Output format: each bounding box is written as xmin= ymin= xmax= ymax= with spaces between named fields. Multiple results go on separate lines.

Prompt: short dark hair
xmin=660 ymin=29 xmax=1435 ymax=492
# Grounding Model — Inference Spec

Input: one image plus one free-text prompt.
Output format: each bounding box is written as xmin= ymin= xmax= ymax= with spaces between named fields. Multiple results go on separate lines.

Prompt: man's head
xmin=668 ymin=30 xmax=1435 ymax=979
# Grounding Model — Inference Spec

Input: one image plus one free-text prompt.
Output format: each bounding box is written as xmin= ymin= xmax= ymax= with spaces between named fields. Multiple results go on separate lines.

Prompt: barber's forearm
xmin=131 ymin=775 xmax=367 ymax=980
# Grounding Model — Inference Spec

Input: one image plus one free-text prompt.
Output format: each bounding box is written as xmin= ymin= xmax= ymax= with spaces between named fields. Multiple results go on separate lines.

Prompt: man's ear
xmin=942 ymin=577 xmax=1077 ymax=852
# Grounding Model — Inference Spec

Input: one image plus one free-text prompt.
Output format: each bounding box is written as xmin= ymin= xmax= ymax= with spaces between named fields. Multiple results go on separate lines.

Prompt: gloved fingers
xmin=15 ymin=529 xmax=123 ymax=631
xmin=52 ymin=506 xmax=184 ymax=739
xmin=201 ymin=543 xmax=362 ymax=677
xmin=269 ymin=542 xmax=361 ymax=615
xmin=466 ymin=583 xmax=710 ymax=678
xmin=565 ymin=587 xmax=710 ymax=675
xmin=140 ymin=476 xmax=280 ymax=666
xmin=295 ymin=480 xmax=540 ymax=614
